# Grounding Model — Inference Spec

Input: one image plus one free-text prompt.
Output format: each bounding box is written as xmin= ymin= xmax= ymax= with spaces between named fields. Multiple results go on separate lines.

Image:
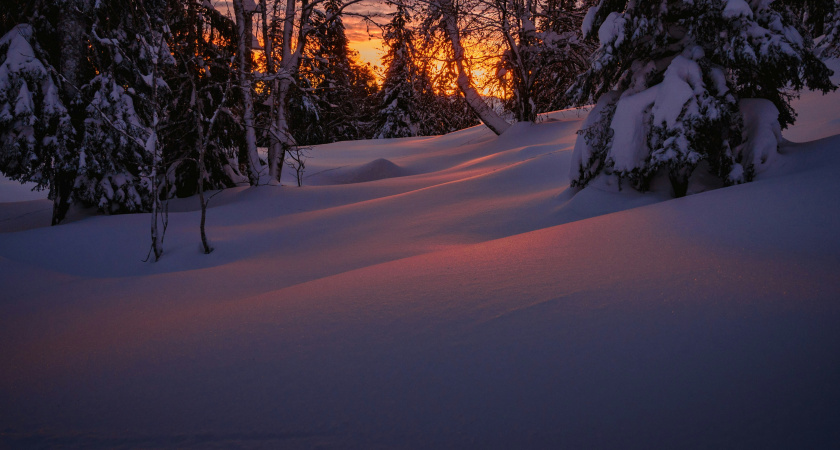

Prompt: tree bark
xmin=266 ymin=0 xmax=304 ymax=184
xmin=53 ymin=0 xmax=90 ymax=224
xmin=268 ymin=76 xmax=296 ymax=183
xmin=197 ymin=123 xmax=212 ymax=254
xmin=443 ymin=5 xmax=511 ymax=135
xmin=233 ymin=0 xmax=261 ymax=185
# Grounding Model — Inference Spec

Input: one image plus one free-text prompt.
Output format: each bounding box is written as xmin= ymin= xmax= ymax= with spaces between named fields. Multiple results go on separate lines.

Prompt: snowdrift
xmin=1 ymin=83 xmax=839 ymax=447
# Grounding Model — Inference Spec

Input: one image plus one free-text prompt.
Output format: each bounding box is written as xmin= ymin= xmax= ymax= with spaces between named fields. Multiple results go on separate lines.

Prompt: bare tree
xmin=417 ymin=0 xmax=591 ymax=126
xmin=256 ymin=0 xmax=365 ymax=184
xmin=435 ymin=0 xmax=512 ymax=135
xmin=488 ymin=0 xmax=593 ymax=121
xmin=190 ymin=71 xmax=234 ymax=254
xmin=136 ymin=30 xmax=172 ymax=262
xmin=285 ymin=145 xmax=310 ymax=186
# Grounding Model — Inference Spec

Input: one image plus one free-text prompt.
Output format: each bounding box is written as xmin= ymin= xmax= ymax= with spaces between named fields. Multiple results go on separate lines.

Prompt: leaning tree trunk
xmin=443 ymin=7 xmax=511 ymax=136
xmin=233 ymin=0 xmax=261 ymax=185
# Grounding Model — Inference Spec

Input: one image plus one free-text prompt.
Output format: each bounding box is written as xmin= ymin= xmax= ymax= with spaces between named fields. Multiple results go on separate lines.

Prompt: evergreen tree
xmin=819 ymin=0 xmax=840 ymax=56
xmin=531 ymin=0 xmax=596 ymax=114
xmin=0 ymin=1 xmax=86 ymax=223
xmin=0 ymin=0 xmax=245 ymax=224
xmin=568 ymin=0 xmax=835 ymax=197
xmin=292 ymin=0 xmax=378 ymax=144
xmin=165 ymin=0 xmax=246 ymax=198
xmin=374 ymin=2 xmax=438 ymax=138
xmin=0 ymin=24 xmax=74 ymax=203
xmin=75 ymin=0 xmax=175 ymax=214
xmin=777 ymin=0 xmax=836 ymax=37
xmin=0 ymin=0 xmax=165 ymax=222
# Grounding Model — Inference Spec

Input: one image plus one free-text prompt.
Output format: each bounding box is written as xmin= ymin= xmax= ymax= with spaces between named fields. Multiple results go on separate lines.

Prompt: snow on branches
xmin=0 ymin=25 xmax=74 ymax=192
xmin=569 ymin=0 xmax=836 ymax=197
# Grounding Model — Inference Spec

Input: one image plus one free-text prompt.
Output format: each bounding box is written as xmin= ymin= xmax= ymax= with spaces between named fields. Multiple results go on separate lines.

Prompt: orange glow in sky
xmin=211 ymin=1 xmax=497 ymax=93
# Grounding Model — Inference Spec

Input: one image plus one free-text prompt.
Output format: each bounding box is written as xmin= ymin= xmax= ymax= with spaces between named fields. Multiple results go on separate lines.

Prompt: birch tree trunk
xmin=269 ymin=75 xmax=297 ymax=183
xmin=147 ymin=44 xmax=166 ymax=262
xmin=266 ymin=0 xmax=302 ymax=184
xmin=442 ymin=4 xmax=511 ymax=136
xmin=196 ymin=115 xmax=212 ymax=254
xmin=263 ymin=0 xmax=282 ymax=184
xmin=233 ymin=0 xmax=261 ymax=185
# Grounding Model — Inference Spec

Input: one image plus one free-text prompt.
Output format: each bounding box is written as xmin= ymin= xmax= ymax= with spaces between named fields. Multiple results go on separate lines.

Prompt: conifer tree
xmin=0 ymin=23 xmax=74 ymax=214
xmin=777 ymin=0 xmax=835 ymax=38
xmin=165 ymin=0 xmax=246 ymax=197
xmin=0 ymin=0 xmax=245 ymax=225
xmin=568 ymin=0 xmax=835 ymax=197
xmin=292 ymin=0 xmax=378 ymax=144
xmin=76 ymin=0 xmax=175 ymax=215
xmin=374 ymin=2 xmax=438 ymax=138
xmin=312 ymin=0 xmax=368 ymax=141
xmin=0 ymin=0 xmax=167 ymax=223
xmin=531 ymin=0 xmax=596 ymax=114
xmin=819 ymin=0 xmax=840 ymax=56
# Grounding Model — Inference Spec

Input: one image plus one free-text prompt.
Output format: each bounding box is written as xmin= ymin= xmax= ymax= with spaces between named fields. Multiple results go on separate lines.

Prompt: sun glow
xmin=213 ymin=0 xmax=501 ymax=97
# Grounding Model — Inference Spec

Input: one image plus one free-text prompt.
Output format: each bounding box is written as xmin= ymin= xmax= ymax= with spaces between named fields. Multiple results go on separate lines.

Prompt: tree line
xmin=0 ymin=0 xmax=838 ymax=259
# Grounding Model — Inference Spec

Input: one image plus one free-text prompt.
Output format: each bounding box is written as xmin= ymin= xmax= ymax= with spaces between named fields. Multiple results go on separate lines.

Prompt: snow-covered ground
xmin=2 ymin=70 xmax=840 ymax=447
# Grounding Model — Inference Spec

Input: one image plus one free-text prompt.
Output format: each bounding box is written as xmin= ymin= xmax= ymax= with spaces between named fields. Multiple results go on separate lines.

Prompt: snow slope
xmin=1 ymin=81 xmax=840 ymax=447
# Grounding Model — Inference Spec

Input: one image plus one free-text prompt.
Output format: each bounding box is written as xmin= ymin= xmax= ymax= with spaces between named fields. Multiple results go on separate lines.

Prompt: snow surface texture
xmin=1 ymin=74 xmax=840 ymax=447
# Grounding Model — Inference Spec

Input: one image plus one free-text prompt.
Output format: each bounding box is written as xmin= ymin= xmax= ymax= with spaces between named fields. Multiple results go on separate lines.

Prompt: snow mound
xmin=733 ymin=98 xmax=782 ymax=180
xmin=312 ymin=158 xmax=409 ymax=185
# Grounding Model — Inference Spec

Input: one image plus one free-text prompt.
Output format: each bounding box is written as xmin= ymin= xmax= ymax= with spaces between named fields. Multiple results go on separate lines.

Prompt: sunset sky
xmin=212 ymin=0 xmax=394 ymax=70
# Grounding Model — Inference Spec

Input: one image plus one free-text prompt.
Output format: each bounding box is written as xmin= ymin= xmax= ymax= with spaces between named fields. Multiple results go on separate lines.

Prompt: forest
xmin=3 ymin=1 xmax=840 ymax=447
xmin=1 ymin=0 xmax=838 ymax=256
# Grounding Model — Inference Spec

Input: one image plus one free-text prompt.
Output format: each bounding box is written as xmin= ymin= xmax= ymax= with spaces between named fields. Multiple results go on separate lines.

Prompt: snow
xmin=2 ymin=72 xmax=840 ymax=448
xmin=307 ymin=157 xmax=409 ymax=185
xmin=599 ymin=12 xmax=626 ymax=48
xmin=651 ymin=55 xmax=704 ymax=128
xmin=0 ymin=25 xmax=46 ymax=84
xmin=570 ymin=91 xmax=616 ymax=180
xmin=13 ymin=81 xmax=33 ymax=116
xmin=243 ymin=0 xmax=258 ymax=12
xmin=736 ymin=98 xmax=781 ymax=174
xmin=0 ymin=178 xmax=44 ymax=202
xmin=581 ymin=6 xmax=598 ymax=37
xmin=723 ymin=0 xmax=753 ymax=19
xmin=609 ymin=85 xmax=658 ymax=171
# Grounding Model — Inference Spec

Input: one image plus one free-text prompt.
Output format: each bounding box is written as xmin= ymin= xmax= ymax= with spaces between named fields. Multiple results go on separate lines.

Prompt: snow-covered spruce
xmin=819 ymin=0 xmax=840 ymax=57
xmin=0 ymin=25 xmax=75 ymax=210
xmin=373 ymin=1 xmax=439 ymax=139
xmin=77 ymin=74 xmax=152 ymax=214
xmin=569 ymin=0 xmax=835 ymax=197
xmin=0 ymin=1 xmax=178 ymax=223
xmin=295 ymin=0 xmax=378 ymax=144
